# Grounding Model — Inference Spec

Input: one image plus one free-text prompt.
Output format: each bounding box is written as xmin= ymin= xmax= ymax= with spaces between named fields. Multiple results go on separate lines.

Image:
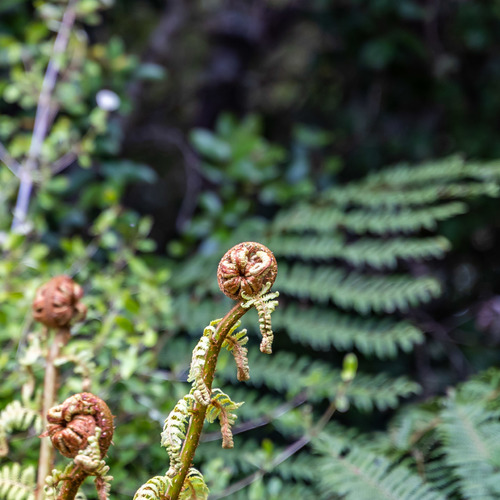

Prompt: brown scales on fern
xmin=32 ymin=276 xmax=87 ymax=329
xmin=42 ymin=393 xmax=114 ymax=500
xmin=217 ymin=241 xmax=277 ymax=300
xmin=42 ymin=392 xmax=114 ymax=459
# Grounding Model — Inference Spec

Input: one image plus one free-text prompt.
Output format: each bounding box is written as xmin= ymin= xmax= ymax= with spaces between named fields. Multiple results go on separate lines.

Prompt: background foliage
xmin=2 ymin=0 xmax=500 ymax=499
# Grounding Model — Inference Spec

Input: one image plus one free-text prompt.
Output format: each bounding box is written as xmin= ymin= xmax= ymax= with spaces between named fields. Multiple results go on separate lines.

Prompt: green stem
xmin=165 ymin=302 xmax=247 ymax=500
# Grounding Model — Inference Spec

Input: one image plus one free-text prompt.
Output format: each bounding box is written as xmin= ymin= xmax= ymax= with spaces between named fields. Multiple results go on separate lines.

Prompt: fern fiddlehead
xmin=41 ymin=392 xmax=114 ymax=500
xmin=32 ymin=276 xmax=87 ymax=499
xmin=32 ymin=276 xmax=87 ymax=330
xmin=136 ymin=242 xmax=279 ymax=500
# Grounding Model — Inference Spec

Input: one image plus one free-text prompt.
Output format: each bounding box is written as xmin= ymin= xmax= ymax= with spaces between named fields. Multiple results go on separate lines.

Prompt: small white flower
xmin=96 ymin=89 xmax=120 ymax=111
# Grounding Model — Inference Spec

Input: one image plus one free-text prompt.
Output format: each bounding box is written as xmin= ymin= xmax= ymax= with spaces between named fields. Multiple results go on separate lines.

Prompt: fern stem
xmin=56 ymin=465 xmax=89 ymax=500
xmin=36 ymin=327 xmax=70 ymax=500
xmin=165 ymin=302 xmax=247 ymax=500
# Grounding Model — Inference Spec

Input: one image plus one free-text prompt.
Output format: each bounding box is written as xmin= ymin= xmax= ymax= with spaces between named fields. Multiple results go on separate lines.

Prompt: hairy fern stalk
xmin=134 ymin=242 xmax=279 ymax=500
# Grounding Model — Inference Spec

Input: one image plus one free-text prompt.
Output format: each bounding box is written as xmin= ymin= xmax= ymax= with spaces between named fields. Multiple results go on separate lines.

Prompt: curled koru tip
xmin=33 ymin=275 xmax=87 ymax=328
xmin=217 ymin=242 xmax=277 ymax=300
xmin=43 ymin=392 xmax=114 ymax=459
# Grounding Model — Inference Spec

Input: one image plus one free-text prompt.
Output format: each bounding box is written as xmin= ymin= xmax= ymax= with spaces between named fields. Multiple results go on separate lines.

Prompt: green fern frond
xmin=274 ymin=200 xmax=468 ymax=235
xmin=315 ymin=435 xmax=445 ymax=500
xmin=188 ymin=335 xmax=212 ymax=406
xmin=0 ymin=463 xmax=35 ymax=500
xmin=133 ymin=475 xmax=171 ymax=500
xmin=206 ymin=389 xmax=243 ymax=449
xmin=278 ymin=263 xmax=441 ymax=314
xmin=161 ymin=395 xmax=195 ymax=477
xmin=345 ymin=373 xmax=421 ymax=412
xmin=220 ymin=350 xmax=419 ymax=410
xmin=268 ymin=234 xmax=451 ymax=269
xmin=179 ymin=468 xmax=209 ymax=500
xmin=439 ymin=395 xmax=500 ymax=499
xmin=222 ymin=322 xmax=250 ymax=381
xmin=327 ymin=181 xmax=499 ymax=208
xmin=353 ymin=156 xmax=500 ymax=189
xmin=0 ymin=400 xmax=41 ymax=456
xmin=275 ymin=305 xmax=423 ymax=357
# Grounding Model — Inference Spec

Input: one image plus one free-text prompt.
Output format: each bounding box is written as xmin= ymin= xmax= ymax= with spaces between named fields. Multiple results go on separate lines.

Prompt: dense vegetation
xmin=2 ymin=1 xmax=500 ymax=498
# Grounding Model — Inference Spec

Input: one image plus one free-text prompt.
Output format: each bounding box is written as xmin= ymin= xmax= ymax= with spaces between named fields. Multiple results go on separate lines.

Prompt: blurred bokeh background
xmin=3 ymin=1 xmax=500 ymax=499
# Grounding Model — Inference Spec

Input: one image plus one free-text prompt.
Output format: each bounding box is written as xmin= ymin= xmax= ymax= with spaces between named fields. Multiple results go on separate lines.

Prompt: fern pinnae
xmin=133 ymin=475 xmax=171 ymax=500
xmin=0 ymin=400 xmax=41 ymax=456
xmin=222 ymin=322 xmax=250 ymax=381
xmin=161 ymin=395 xmax=194 ymax=477
xmin=206 ymin=389 xmax=244 ymax=449
xmin=179 ymin=468 xmax=209 ymax=500
xmin=438 ymin=396 xmax=500 ymax=499
xmin=316 ymin=437 xmax=446 ymax=500
xmin=241 ymin=285 xmax=279 ymax=354
xmin=187 ymin=335 xmax=212 ymax=406
xmin=0 ymin=463 xmax=35 ymax=500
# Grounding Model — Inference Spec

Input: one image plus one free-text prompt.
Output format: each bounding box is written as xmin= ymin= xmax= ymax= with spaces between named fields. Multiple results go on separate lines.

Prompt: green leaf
xmin=190 ymin=129 xmax=232 ymax=162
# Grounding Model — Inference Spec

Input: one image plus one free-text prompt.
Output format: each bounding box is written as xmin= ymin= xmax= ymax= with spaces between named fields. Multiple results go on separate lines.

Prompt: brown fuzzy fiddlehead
xmin=44 ymin=392 xmax=113 ymax=459
xmin=42 ymin=393 xmax=114 ymax=500
xmin=217 ymin=241 xmax=278 ymax=300
xmin=33 ymin=275 xmax=87 ymax=328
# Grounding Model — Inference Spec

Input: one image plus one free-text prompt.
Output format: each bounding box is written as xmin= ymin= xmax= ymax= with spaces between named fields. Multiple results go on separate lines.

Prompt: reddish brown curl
xmin=32 ymin=275 xmax=87 ymax=328
xmin=217 ymin=242 xmax=277 ymax=300
xmin=43 ymin=392 xmax=114 ymax=459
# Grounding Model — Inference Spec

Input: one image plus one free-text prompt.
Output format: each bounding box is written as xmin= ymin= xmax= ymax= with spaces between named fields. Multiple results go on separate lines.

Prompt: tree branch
xmin=12 ymin=0 xmax=78 ymax=231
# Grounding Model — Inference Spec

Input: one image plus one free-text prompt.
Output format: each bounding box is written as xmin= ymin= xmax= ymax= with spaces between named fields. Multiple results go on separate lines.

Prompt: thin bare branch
xmin=51 ymin=150 xmax=77 ymax=174
xmin=12 ymin=0 xmax=78 ymax=231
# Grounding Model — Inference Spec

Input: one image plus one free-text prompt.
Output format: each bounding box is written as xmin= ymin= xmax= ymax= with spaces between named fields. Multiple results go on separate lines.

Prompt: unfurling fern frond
xmin=133 ymin=475 xmax=171 ymax=500
xmin=179 ymin=468 xmax=209 ymax=500
xmin=0 ymin=463 xmax=35 ymax=500
xmin=222 ymin=321 xmax=250 ymax=381
xmin=161 ymin=395 xmax=194 ymax=477
xmin=315 ymin=435 xmax=446 ymax=500
xmin=241 ymin=284 xmax=279 ymax=354
xmin=188 ymin=335 xmax=212 ymax=406
xmin=206 ymin=389 xmax=243 ymax=449
xmin=0 ymin=400 xmax=41 ymax=456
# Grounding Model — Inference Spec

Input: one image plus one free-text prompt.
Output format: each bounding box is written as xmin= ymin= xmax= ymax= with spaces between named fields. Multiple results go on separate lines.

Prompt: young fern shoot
xmin=41 ymin=392 xmax=114 ymax=500
xmin=134 ymin=242 xmax=279 ymax=500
